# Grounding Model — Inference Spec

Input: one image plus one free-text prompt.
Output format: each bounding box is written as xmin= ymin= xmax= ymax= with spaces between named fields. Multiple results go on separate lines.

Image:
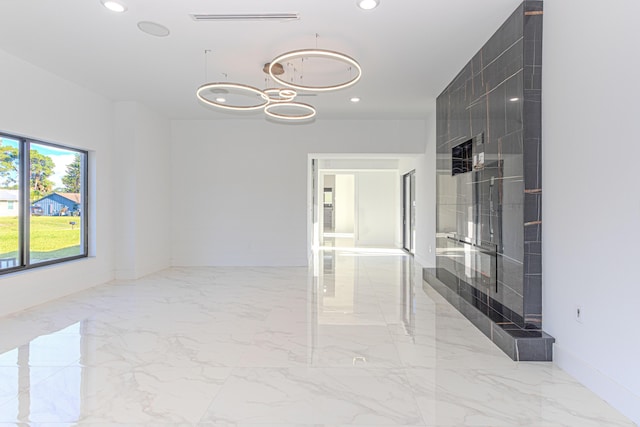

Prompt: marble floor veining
xmin=0 ymin=248 xmax=635 ymax=426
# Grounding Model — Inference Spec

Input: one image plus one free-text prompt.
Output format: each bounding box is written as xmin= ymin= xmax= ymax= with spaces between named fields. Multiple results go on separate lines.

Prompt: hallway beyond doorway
xmin=314 ymin=162 xmax=400 ymax=250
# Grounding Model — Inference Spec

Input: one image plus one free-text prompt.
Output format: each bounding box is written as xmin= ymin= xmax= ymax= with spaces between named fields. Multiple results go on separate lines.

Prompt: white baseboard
xmin=554 ymin=344 xmax=640 ymax=426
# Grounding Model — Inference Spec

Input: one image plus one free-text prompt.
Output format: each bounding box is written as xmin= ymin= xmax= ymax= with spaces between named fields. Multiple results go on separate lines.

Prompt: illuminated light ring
xmin=264 ymin=102 xmax=316 ymax=121
xmin=262 ymin=88 xmax=298 ymax=103
xmin=279 ymin=89 xmax=297 ymax=99
xmin=268 ymin=49 xmax=362 ymax=92
xmin=196 ymin=82 xmax=268 ymax=111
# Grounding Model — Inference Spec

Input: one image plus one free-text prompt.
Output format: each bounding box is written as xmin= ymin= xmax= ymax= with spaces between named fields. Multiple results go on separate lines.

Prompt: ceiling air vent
xmin=190 ymin=13 xmax=299 ymax=22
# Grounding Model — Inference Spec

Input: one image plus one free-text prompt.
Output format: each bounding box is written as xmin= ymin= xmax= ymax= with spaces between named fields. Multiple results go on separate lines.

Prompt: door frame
xmin=402 ymin=170 xmax=416 ymax=253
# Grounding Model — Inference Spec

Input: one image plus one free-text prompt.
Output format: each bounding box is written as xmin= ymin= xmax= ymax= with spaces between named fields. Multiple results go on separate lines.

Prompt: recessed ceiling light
xmin=356 ymin=0 xmax=380 ymax=10
xmin=137 ymin=21 xmax=170 ymax=37
xmin=509 ymin=97 xmax=520 ymax=102
xmin=350 ymin=97 xmax=361 ymax=103
xmin=216 ymin=97 xmax=227 ymax=103
xmin=101 ymin=0 xmax=126 ymax=12
xmin=101 ymin=0 xmax=127 ymax=12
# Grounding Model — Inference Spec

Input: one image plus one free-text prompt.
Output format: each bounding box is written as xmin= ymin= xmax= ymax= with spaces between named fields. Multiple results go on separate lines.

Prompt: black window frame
xmin=0 ymin=132 xmax=89 ymax=274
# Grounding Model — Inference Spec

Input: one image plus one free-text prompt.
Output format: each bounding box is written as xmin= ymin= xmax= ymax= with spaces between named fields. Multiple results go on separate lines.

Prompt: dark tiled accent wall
xmin=435 ymin=2 xmax=543 ymax=329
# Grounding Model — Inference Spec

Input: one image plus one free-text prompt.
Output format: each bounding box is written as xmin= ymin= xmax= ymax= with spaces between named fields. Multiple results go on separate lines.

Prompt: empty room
xmin=0 ymin=0 xmax=638 ymax=425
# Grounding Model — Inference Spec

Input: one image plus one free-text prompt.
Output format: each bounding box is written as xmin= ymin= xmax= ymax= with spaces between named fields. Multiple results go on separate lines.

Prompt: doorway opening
xmin=310 ymin=158 xmax=405 ymax=251
xmin=319 ymin=173 xmax=356 ymax=247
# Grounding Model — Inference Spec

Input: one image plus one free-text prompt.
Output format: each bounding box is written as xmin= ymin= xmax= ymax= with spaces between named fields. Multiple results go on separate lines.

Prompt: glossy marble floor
xmin=0 ymin=248 xmax=635 ymax=426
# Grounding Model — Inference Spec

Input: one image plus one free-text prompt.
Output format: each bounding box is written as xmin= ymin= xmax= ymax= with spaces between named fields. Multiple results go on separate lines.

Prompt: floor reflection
xmin=402 ymin=256 xmax=416 ymax=341
xmin=0 ymin=322 xmax=82 ymax=424
xmin=0 ymin=249 xmax=634 ymax=426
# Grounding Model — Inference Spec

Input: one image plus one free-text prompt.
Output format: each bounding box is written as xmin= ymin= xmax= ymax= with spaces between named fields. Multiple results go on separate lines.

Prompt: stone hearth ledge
xmin=423 ymin=268 xmax=555 ymax=362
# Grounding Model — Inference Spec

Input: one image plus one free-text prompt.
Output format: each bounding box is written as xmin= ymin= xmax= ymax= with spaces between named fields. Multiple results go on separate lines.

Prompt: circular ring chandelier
xmin=196 ymin=82 xmax=269 ymax=111
xmin=264 ymin=102 xmax=317 ymax=121
xmin=268 ymin=49 xmax=362 ymax=92
xmin=261 ymin=88 xmax=297 ymax=103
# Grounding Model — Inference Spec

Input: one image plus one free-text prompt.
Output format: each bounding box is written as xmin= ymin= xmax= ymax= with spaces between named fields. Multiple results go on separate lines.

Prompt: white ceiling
xmin=0 ymin=0 xmax=521 ymax=121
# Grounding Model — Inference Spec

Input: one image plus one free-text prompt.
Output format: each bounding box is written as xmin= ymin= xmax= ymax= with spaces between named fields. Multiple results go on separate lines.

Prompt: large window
xmin=0 ymin=133 xmax=87 ymax=272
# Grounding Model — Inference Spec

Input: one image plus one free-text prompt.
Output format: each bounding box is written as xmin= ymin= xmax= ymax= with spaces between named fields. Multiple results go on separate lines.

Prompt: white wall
xmin=542 ymin=1 xmax=640 ymax=424
xmin=356 ymin=171 xmax=398 ymax=246
xmin=399 ymin=111 xmax=437 ymax=268
xmin=170 ymin=119 xmax=426 ymax=266
xmin=334 ymin=174 xmax=355 ymax=234
xmin=0 ymin=49 xmax=116 ymax=317
xmin=320 ymin=159 xmax=399 ymax=170
xmin=114 ymin=102 xmax=172 ymax=279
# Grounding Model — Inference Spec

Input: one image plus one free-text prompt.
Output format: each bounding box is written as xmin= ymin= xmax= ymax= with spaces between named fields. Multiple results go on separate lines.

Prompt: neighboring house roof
xmin=32 ymin=192 xmax=81 ymax=204
xmin=55 ymin=192 xmax=81 ymax=203
xmin=0 ymin=189 xmax=19 ymax=202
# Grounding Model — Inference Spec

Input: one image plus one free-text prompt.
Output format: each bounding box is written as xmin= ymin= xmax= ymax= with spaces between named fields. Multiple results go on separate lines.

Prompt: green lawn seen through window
xmin=0 ymin=216 xmax=82 ymax=263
